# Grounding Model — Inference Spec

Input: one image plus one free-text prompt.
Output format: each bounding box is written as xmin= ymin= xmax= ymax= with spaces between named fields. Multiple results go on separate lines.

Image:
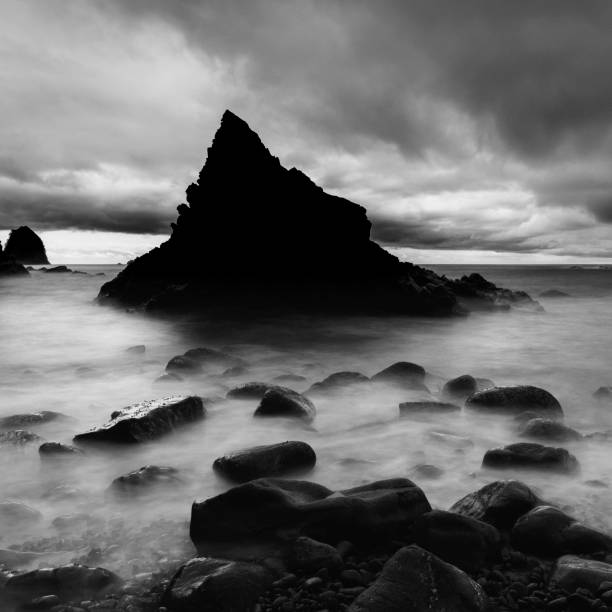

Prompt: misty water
xmin=1 ymin=264 xmax=612 ymax=580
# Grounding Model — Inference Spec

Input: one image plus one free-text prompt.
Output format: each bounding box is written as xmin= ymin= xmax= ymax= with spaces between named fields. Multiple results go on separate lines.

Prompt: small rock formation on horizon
xmin=0 ymin=241 xmax=29 ymax=276
xmin=99 ymin=110 xmax=539 ymax=316
xmin=4 ymin=226 xmax=50 ymax=265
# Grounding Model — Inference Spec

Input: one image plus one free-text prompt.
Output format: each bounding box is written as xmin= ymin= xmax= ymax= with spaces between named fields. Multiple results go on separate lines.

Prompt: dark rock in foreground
xmin=254 ymin=388 xmax=315 ymax=422
xmin=552 ymin=555 xmax=612 ymax=593
xmin=519 ymin=417 xmax=582 ymax=442
xmin=399 ymin=400 xmax=460 ymax=416
xmin=213 ymin=441 xmax=316 ymax=483
xmin=466 ymin=385 xmax=564 ymax=418
xmin=411 ymin=509 xmax=501 ymax=573
xmin=306 ymin=371 xmax=370 ymax=395
xmin=4 ymin=564 xmax=121 ymax=603
xmin=109 ymin=465 xmax=182 ymax=496
xmin=73 ymin=396 xmax=206 ymax=444
xmin=164 ymin=557 xmax=273 ymax=612
xmin=3 ymin=226 xmax=49 ymax=265
xmin=450 ymin=480 xmax=542 ymax=530
xmin=97 ymin=110 xmax=538 ymax=317
xmin=483 ymin=442 xmax=579 ymax=474
xmin=348 ymin=545 xmax=487 ymax=612
xmin=512 ymin=505 xmax=612 ymax=557
xmin=190 ymin=478 xmax=431 ymax=555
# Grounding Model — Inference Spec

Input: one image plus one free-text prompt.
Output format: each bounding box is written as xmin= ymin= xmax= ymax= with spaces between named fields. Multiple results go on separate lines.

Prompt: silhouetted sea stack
xmin=99 ymin=110 xmax=539 ymax=316
xmin=0 ymin=241 xmax=28 ymax=276
xmin=4 ymin=226 xmax=49 ymax=265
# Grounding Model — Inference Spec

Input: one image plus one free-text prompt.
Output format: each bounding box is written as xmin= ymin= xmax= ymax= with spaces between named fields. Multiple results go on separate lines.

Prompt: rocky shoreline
xmin=1 ymin=349 xmax=612 ymax=612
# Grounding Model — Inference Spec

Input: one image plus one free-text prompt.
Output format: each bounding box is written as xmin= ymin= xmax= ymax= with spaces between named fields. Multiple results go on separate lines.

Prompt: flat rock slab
xmin=450 ymin=480 xmax=542 ymax=530
xmin=4 ymin=564 xmax=121 ymax=602
xmin=254 ymin=388 xmax=316 ymax=422
xmin=552 ymin=556 xmax=612 ymax=593
xmin=190 ymin=477 xmax=431 ymax=555
xmin=466 ymin=385 xmax=563 ymax=418
xmin=73 ymin=396 xmax=206 ymax=444
xmin=213 ymin=441 xmax=316 ymax=483
xmin=399 ymin=401 xmax=460 ymax=416
xmin=164 ymin=557 xmax=272 ymax=612
xmin=348 ymin=545 xmax=488 ymax=612
xmin=482 ymin=442 xmax=579 ymax=474
xmin=512 ymin=505 xmax=612 ymax=557
xmin=0 ymin=411 xmax=68 ymax=429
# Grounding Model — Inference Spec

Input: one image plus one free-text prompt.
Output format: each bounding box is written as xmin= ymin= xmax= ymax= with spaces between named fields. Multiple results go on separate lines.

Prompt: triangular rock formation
xmin=0 ymin=241 xmax=29 ymax=276
xmin=4 ymin=226 xmax=50 ymax=265
xmin=99 ymin=110 xmax=538 ymax=316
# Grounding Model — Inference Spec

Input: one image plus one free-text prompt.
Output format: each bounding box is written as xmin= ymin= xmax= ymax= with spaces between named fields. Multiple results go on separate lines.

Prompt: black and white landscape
xmin=2 ymin=3 xmax=612 ymax=612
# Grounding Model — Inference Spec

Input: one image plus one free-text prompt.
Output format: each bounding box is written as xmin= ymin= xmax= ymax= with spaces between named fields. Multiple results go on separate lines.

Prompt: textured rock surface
xmin=348 ymin=545 xmax=488 ymax=612
xmin=552 ymin=555 xmax=612 ymax=593
xmin=109 ymin=465 xmax=183 ymax=496
xmin=97 ymin=111 xmax=538 ymax=316
xmin=73 ymin=396 xmax=206 ymax=444
xmin=482 ymin=442 xmax=579 ymax=474
xmin=213 ymin=441 xmax=316 ymax=483
xmin=450 ymin=480 xmax=542 ymax=529
xmin=466 ymin=385 xmax=563 ymax=417
xmin=519 ymin=417 xmax=582 ymax=442
xmin=190 ymin=478 xmax=431 ymax=554
xmin=3 ymin=226 xmax=49 ymax=265
xmin=254 ymin=388 xmax=316 ymax=422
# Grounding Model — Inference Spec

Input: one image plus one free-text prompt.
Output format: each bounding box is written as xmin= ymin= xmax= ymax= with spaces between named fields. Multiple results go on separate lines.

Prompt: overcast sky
xmin=1 ymin=0 xmax=612 ymax=263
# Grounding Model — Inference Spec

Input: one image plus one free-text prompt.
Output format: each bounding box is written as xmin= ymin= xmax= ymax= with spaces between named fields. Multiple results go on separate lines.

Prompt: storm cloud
xmin=1 ymin=0 xmax=612 ymax=259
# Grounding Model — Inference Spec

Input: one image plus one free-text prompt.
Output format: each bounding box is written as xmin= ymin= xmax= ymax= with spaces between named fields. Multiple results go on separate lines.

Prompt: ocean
xmin=1 ymin=264 xmax=611 ymax=578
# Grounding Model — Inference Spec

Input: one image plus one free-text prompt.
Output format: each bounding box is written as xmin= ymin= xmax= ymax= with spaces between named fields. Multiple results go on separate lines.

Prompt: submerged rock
xmin=3 ymin=226 xmax=49 ymax=265
xmin=254 ymin=388 xmax=315 ymax=422
xmin=273 ymin=374 xmax=308 ymax=384
xmin=466 ymin=385 xmax=563 ymax=418
xmin=0 ymin=429 xmax=43 ymax=446
xmin=519 ymin=417 xmax=582 ymax=442
xmin=371 ymin=361 xmax=427 ymax=389
xmin=226 ymin=382 xmax=281 ymax=400
xmin=164 ymin=557 xmax=273 ymax=612
xmin=399 ymin=400 xmax=460 ymax=416
xmin=512 ymin=506 xmax=612 ymax=557
xmin=594 ymin=386 xmax=612 ymax=401
xmin=409 ymin=463 xmax=444 ymax=480
xmin=540 ymin=289 xmax=570 ymax=298
xmin=109 ymin=465 xmax=182 ymax=496
xmin=73 ymin=396 xmax=206 ymax=444
xmin=450 ymin=480 xmax=542 ymax=529
xmin=0 ymin=410 xmax=67 ymax=429
xmin=125 ymin=344 xmax=146 ymax=354
xmin=410 ymin=510 xmax=501 ymax=573
xmin=213 ymin=441 xmax=316 ymax=483
xmin=348 ymin=545 xmax=487 ymax=612
xmin=38 ymin=442 xmax=84 ymax=459
xmin=190 ymin=478 xmax=431 ymax=554
xmin=97 ymin=110 xmax=535 ymax=317
xmin=43 ymin=265 xmax=72 ymax=273
xmin=0 ymin=501 xmax=42 ymax=527
xmin=306 ymin=371 xmax=370 ymax=395
xmin=482 ymin=442 xmax=579 ymax=474
xmin=4 ymin=564 xmax=121 ymax=603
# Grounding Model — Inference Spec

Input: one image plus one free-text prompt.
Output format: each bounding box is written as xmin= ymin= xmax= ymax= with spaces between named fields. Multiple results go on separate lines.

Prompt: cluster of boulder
xmin=97 ymin=110 xmax=541 ymax=317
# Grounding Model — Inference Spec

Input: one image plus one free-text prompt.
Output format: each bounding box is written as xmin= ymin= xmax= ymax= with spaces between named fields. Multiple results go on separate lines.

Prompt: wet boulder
xmin=519 ymin=417 xmax=582 ymax=442
xmin=0 ymin=411 xmax=67 ymax=429
xmin=349 ymin=545 xmax=487 ymax=612
xmin=213 ymin=441 xmax=316 ymax=483
xmin=287 ymin=536 xmax=342 ymax=572
xmin=166 ymin=355 xmax=203 ymax=375
xmin=512 ymin=506 xmax=612 ymax=557
xmin=371 ymin=361 xmax=427 ymax=390
xmin=594 ymin=386 xmax=612 ymax=401
xmin=190 ymin=478 xmax=431 ymax=554
xmin=409 ymin=464 xmax=444 ymax=480
xmin=254 ymin=388 xmax=315 ymax=422
xmin=226 ymin=382 xmax=282 ymax=400
xmin=73 ymin=396 xmax=206 ymax=444
xmin=167 ymin=347 xmax=245 ymax=375
xmin=442 ymin=374 xmax=478 ymax=401
xmin=39 ymin=442 xmax=84 ymax=459
xmin=163 ymin=557 xmax=273 ymax=612
xmin=552 ymin=556 xmax=612 ymax=593
xmin=466 ymin=385 xmax=563 ymax=418
xmin=399 ymin=401 xmax=460 ymax=417
xmin=482 ymin=442 xmax=579 ymax=474
xmin=410 ymin=510 xmax=501 ymax=573
xmin=109 ymin=465 xmax=182 ymax=496
xmin=306 ymin=371 xmax=370 ymax=395
xmin=0 ymin=502 xmax=42 ymax=527
xmin=450 ymin=480 xmax=542 ymax=530
xmin=0 ymin=430 xmax=43 ymax=446
xmin=4 ymin=564 xmax=121 ymax=603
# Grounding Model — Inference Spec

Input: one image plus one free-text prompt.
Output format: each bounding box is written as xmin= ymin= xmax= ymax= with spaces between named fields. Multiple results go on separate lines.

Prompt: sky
xmin=1 ymin=1 xmax=612 ymax=264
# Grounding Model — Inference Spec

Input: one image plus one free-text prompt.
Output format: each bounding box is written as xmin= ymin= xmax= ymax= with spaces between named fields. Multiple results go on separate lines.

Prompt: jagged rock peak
xmin=4 ymin=226 xmax=50 ymax=265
